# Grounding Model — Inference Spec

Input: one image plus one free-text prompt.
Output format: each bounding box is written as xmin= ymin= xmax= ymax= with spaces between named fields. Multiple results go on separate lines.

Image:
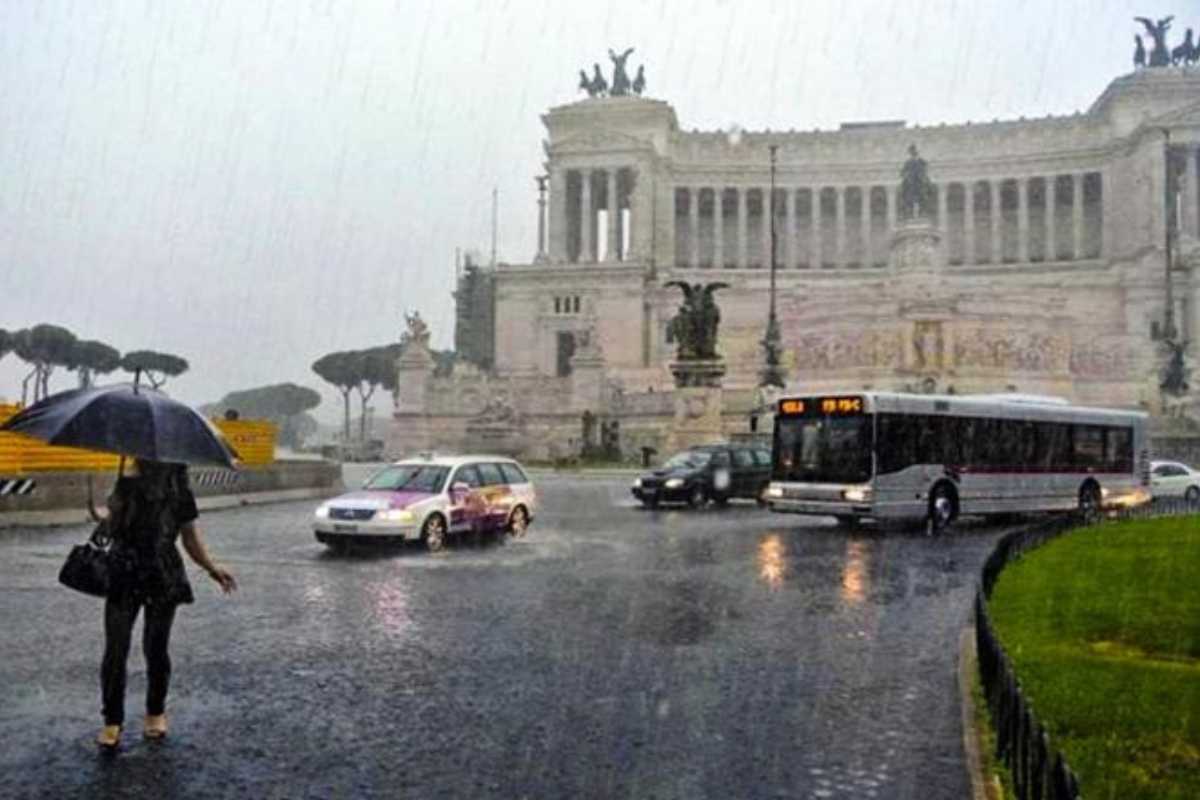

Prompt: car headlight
xmin=766 ymin=485 xmax=783 ymax=499
xmin=665 ymin=478 xmax=685 ymax=489
xmin=315 ymin=504 xmax=331 ymax=519
xmin=842 ymin=487 xmax=872 ymax=503
xmin=377 ymin=509 xmax=416 ymax=523
xmin=633 ymin=478 xmax=642 ymax=488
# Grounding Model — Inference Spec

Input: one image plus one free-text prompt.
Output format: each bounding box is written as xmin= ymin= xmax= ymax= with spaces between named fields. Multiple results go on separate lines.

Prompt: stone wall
xmin=0 ymin=459 xmax=342 ymax=516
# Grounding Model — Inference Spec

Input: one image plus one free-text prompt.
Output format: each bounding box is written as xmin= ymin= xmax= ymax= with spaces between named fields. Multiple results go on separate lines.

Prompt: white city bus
xmin=764 ymin=392 xmax=1149 ymax=532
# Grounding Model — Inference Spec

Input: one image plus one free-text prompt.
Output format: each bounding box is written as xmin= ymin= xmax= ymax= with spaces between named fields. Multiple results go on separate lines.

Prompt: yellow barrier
xmin=0 ymin=404 xmax=277 ymax=473
xmin=212 ymin=419 xmax=277 ymax=467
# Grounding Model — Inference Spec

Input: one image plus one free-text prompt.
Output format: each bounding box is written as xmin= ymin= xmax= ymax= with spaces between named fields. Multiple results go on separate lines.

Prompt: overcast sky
xmin=0 ymin=0 xmax=1186 ymax=423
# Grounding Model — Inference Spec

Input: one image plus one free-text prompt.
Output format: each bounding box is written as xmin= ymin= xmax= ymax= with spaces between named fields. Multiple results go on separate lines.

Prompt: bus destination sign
xmin=778 ymin=396 xmax=864 ymax=416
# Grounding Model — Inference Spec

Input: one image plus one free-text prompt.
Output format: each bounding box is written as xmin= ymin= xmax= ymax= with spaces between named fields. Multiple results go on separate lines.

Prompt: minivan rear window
xmin=499 ymin=463 xmax=528 ymax=484
xmin=476 ymin=463 xmax=505 ymax=486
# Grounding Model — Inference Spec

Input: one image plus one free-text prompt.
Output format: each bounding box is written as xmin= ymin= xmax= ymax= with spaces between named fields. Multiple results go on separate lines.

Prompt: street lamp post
xmin=760 ymin=144 xmax=785 ymax=389
xmin=1162 ymin=128 xmax=1178 ymax=342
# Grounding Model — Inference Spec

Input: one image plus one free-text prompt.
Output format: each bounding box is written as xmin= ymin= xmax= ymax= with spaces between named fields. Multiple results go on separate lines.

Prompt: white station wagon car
xmin=1149 ymin=460 xmax=1200 ymax=505
xmin=314 ymin=455 xmax=538 ymax=551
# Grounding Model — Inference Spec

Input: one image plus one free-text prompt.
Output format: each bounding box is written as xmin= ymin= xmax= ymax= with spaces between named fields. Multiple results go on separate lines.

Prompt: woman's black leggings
xmin=101 ymin=598 xmax=177 ymax=726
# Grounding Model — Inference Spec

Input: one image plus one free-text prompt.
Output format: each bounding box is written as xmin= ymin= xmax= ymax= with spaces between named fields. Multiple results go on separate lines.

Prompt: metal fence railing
xmin=975 ymin=499 xmax=1199 ymax=799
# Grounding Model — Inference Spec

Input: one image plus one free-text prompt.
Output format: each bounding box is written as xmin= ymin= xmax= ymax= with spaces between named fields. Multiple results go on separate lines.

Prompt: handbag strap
xmin=89 ymin=521 xmax=112 ymax=549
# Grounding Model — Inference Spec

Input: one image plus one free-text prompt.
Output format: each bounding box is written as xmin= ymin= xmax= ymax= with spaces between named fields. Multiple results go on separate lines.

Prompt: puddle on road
xmin=630 ymin=578 xmax=741 ymax=647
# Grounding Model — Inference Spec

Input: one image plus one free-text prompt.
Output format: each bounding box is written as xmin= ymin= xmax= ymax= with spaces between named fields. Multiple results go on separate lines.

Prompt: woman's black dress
xmin=107 ymin=470 xmax=198 ymax=606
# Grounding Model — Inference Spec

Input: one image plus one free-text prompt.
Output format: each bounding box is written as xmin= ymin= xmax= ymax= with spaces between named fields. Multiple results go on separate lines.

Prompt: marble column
xmin=714 ymin=188 xmax=725 ymax=268
xmin=550 ymin=168 xmax=568 ymax=262
xmin=860 ymin=187 xmax=872 ymax=268
xmin=990 ymin=180 xmax=1002 ymax=264
xmin=784 ymin=189 xmax=795 ymax=269
xmin=1046 ymin=176 xmax=1058 ymax=262
xmin=812 ymin=188 xmax=823 ymax=268
xmin=964 ymin=183 xmax=976 ymax=265
xmin=1184 ymin=148 xmax=1199 ymax=239
xmin=580 ymin=170 xmax=593 ymax=263
xmin=607 ymin=169 xmax=620 ymax=262
xmin=1072 ymin=173 xmax=1084 ymax=260
xmin=834 ymin=187 xmax=845 ymax=268
xmin=1017 ymin=178 xmax=1029 ymax=263
xmin=936 ymin=183 xmax=947 ymax=231
xmin=737 ymin=188 xmax=748 ymax=269
xmin=627 ymin=164 xmax=647 ymax=261
xmin=689 ymin=187 xmax=700 ymax=269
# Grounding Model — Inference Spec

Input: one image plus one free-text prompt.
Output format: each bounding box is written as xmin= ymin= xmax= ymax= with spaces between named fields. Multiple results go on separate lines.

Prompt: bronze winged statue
xmin=608 ymin=47 xmax=635 ymax=95
xmin=665 ymin=281 xmax=729 ymax=361
xmin=1135 ymin=16 xmax=1174 ymax=66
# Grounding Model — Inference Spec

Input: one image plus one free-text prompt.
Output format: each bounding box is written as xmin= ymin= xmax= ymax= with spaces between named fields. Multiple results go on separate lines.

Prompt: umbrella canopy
xmin=1 ymin=383 xmax=239 ymax=468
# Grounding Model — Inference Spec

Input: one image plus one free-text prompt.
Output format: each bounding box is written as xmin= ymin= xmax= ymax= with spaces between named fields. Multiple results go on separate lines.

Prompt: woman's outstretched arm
xmin=180 ymin=522 xmax=237 ymax=593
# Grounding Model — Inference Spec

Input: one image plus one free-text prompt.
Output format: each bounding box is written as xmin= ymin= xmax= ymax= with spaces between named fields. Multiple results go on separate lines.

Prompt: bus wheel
xmin=925 ymin=483 xmax=956 ymax=536
xmin=1077 ymin=483 xmax=1102 ymax=526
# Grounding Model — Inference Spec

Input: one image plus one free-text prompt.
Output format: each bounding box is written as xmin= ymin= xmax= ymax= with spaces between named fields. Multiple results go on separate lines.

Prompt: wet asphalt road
xmin=0 ymin=471 xmax=1010 ymax=799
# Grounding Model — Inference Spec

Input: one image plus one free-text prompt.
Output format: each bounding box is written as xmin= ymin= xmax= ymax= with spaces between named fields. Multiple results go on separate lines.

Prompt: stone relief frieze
xmin=790 ymin=329 xmax=903 ymax=371
xmin=1069 ymin=338 xmax=1132 ymax=379
xmin=952 ymin=326 xmax=1070 ymax=373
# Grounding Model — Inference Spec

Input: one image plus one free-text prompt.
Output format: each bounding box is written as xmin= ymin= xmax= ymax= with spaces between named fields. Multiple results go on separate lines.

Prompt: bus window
xmin=774 ymin=414 xmax=872 ymax=483
xmin=1014 ymin=421 xmax=1038 ymax=470
xmin=1034 ymin=422 xmax=1068 ymax=470
xmin=1072 ymin=425 xmax=1106 ymax=469
xmin=1106 ymin=427 xmax=1133 ymax=472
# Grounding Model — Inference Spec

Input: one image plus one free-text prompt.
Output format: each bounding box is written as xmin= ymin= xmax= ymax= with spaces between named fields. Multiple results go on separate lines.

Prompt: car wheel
xmin=1186 ymin=486 xmax=1200 ymax=508
xmin=641 ymin=496 xmax=660 ymax=509
xmin=925 ymin=483 xmax=956 ymax=537
xmin=1077 ymin=483 xmax=1101 ymax=526
xmin=686 ymin=485 xmax=706 ymax=509
xmin=835 ymin=515 xmax=859 ymax=529
xmin=508 ymin=506 xmax=529 ymax=538
xmin=421 ymin=514 xmax=447 ymax=552
xmin=711 ymin=494 xmax=730 ymax=508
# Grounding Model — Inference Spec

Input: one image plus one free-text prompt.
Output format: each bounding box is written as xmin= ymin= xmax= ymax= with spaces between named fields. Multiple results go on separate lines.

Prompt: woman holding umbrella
xmin=95 ymin=459 xmax=237 ymax=747
xmin=0 ymin=380 xmax=241 ymax=749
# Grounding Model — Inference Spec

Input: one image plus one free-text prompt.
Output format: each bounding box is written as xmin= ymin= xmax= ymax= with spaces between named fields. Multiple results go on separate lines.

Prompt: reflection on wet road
xmin=0 ymin=474 xmax=1009 ymax=799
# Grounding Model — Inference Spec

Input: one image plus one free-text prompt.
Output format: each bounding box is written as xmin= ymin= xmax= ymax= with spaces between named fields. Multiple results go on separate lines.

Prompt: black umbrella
xmin=0 ymin=383 xmax=239 ymax=468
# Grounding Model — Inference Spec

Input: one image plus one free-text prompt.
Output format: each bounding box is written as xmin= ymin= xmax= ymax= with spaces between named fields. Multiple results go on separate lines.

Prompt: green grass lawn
xmin=989 ymin=517 xmax=1200 ymax=800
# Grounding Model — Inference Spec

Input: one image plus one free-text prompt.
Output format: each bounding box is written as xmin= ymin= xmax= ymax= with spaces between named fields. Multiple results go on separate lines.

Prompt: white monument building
xmin=392 ymin=59 xmax=1200 ymax=462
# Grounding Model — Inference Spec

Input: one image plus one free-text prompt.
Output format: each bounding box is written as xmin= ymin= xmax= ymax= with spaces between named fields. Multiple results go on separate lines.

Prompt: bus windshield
xmin=773 ymin=414 xmax=873 ymax=484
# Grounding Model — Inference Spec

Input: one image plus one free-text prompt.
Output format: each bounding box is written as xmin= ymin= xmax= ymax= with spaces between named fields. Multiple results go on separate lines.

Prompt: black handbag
xmin=59 ymin=522 xmax=112 ymax=598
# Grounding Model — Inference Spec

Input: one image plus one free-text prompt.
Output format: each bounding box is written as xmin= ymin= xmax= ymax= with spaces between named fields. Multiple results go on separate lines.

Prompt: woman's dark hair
xmin=122 ymin=460 xmax=190 ymax=506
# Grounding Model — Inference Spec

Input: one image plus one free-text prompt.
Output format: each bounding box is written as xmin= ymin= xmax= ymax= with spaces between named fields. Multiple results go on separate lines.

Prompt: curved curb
xmin=959 ymin=625 xmax=999 ymax=800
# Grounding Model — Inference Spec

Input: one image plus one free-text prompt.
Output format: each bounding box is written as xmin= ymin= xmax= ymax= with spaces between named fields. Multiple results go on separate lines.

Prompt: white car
xmin=313 ymin=455 xmax=538 ymax=551
xmin=1149 ymin=460 xmax=1200 ymax=505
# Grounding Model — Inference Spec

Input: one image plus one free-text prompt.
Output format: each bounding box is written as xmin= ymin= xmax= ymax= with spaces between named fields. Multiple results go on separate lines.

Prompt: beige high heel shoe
xmin=143 ymin=714 xmax=168 ymax=739
xmin=96 ymin=725 xmax=122 ymax=748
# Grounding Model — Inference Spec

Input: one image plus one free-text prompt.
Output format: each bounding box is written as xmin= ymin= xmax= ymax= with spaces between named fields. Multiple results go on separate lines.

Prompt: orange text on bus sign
xmin=819 ymin=396 xmax=863 ymax=414
xmin=778 ymin=400 xmax=806 ymax=415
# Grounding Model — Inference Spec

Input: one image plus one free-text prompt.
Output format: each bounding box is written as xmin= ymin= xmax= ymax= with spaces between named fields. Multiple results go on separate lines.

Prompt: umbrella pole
xmin=86 ymin=474 xmax=101 ymax=522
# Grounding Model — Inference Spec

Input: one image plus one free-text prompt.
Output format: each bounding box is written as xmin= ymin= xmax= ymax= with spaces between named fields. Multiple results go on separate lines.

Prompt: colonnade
xmin=555 ymin=167 xmax=637 ymax=264
xmin=672 ymin=172 xmax=1108 ymax=270
xmin=1173 ymin=145 xmax=1200 ymax=242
